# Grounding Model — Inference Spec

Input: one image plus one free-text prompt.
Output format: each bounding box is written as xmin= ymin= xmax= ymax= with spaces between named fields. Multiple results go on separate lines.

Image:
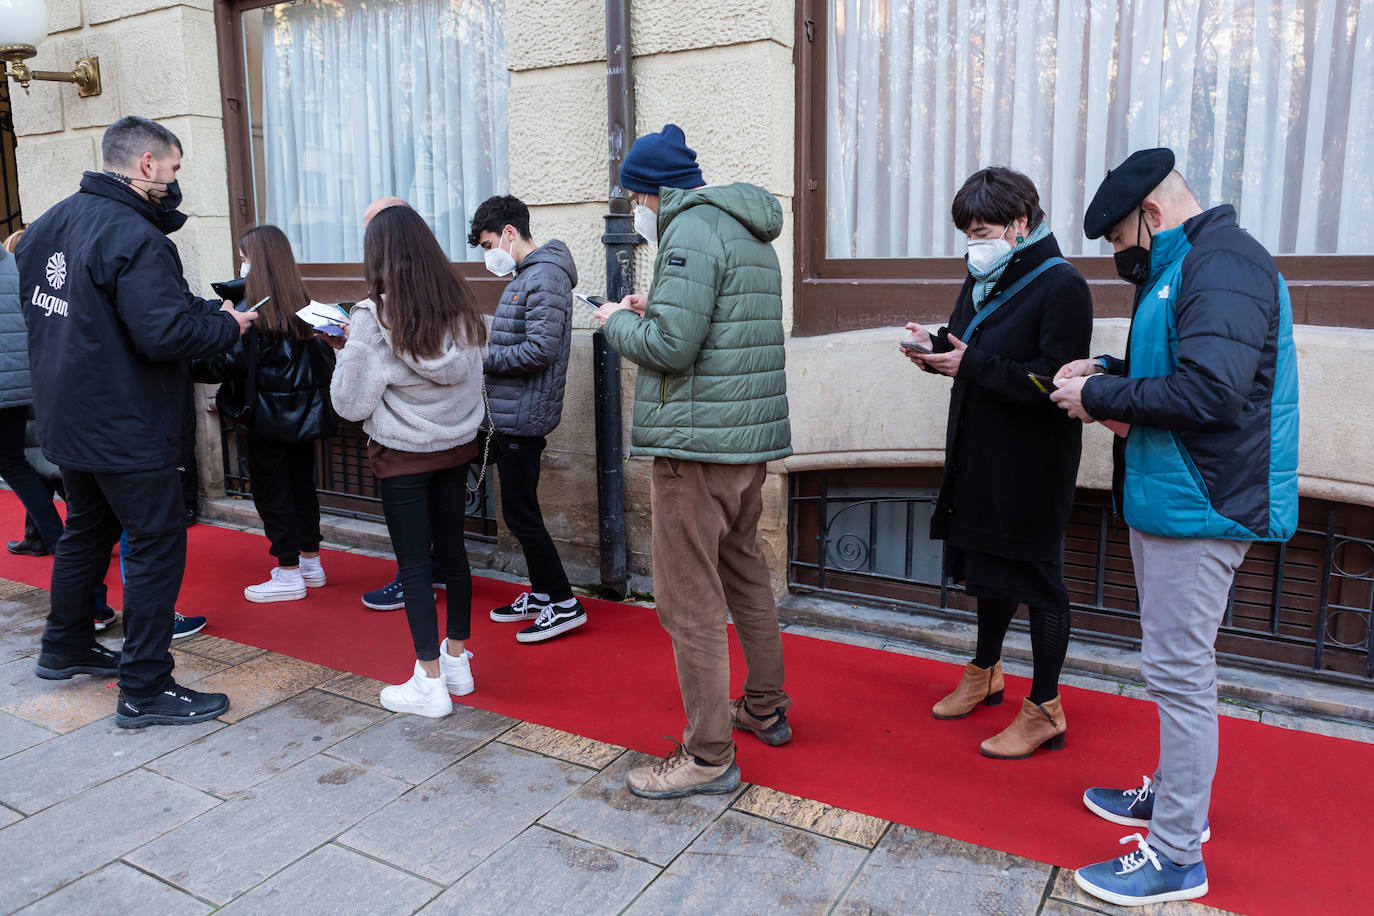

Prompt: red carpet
xmin=0 ymin=492 xmax=1368 ymax=914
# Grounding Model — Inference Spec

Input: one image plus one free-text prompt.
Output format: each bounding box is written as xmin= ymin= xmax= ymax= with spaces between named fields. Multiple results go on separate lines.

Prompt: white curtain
xmin=258 ymin=0 xmax=508 ymax=263
xmin=827 ymin=0 xmax=1374 ymax=258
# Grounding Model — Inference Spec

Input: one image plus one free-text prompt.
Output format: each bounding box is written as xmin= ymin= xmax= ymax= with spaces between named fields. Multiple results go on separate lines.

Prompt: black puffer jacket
xmin=484 ymin=240 xmax=576 ymax=437
xmin=193 ymin=330 xmax=338 ymax=444
xmin=16 ymin=172 xmax=239 ymax=472
xmin=927 ymin=233 xmax=1094 ymax=562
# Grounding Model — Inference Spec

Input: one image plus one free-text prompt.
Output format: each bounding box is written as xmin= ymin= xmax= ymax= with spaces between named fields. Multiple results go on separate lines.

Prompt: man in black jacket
xmin=16 ymin=116 xmax=255 ymax=727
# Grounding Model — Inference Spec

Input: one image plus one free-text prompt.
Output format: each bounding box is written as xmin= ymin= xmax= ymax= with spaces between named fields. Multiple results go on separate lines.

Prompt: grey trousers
xmin=1130 ymin=528 xmax=1249 ymax=866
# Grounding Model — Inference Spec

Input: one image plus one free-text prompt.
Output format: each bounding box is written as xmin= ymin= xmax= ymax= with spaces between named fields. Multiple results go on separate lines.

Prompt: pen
xmin=248 ymin=296 xmax=270 ymax=312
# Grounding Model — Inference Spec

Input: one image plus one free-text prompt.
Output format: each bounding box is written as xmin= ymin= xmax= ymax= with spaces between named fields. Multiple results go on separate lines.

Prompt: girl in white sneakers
xmin=327 ymin=206 xmax=487 ymax=717
xmin=195 ymin=225 xmax=338 ymax=602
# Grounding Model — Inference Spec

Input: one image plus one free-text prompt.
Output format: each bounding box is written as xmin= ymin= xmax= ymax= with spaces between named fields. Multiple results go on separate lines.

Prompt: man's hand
xmin=221 ymin=301 xmax=258 ymax=336
xmin=594 ymin=295 xmax=636 ymax=328
xmin=1054 ymin=357 xmax=1101 ymax=384
xmin=1050 ymin=375 xmax=1097 ymax=421
xmin=625 ymin=293 xmax=648 ymax=316
xmin=916 ymin=332 xmax=967 ymax=377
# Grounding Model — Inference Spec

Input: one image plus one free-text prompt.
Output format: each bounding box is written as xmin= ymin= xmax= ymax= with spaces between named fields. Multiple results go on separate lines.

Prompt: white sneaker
xmin=379 ymin=661 xmax=453 ymax=717
xmin=299 ymin=556 xmax=326 ymax=588
xmin=440 ymin=640 xmax=474 ymax=696
xmin=243 ymin=567 xmax=308 ymax=603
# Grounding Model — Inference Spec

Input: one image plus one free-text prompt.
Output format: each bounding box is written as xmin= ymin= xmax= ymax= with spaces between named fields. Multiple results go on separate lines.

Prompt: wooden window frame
xmin=792 ymin=0 xmax=1374 ymax=338
xmin=213 ymin=0 xmax=508 ymax=312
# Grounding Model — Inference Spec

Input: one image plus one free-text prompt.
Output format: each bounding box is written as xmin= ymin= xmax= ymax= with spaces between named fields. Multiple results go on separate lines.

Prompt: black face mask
xmin=153 ymin=179 xmax=183 ymax=213
xmin=1114 ymin=209 xmax=1154 ymax=285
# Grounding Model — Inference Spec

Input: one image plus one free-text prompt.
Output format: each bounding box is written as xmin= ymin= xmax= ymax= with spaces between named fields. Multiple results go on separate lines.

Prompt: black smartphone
xmin=900 ymin=339 xmax=932 ymax=354
xmin=1027 ymin=373 xmax=1056 ymax=395
xmin=574 ymin=293 xmax=607 ymax=310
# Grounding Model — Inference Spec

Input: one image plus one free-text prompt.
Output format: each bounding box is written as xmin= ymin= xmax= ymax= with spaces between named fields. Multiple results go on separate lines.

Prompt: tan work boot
xmin=626 ymin=744 xmax=741 ymax=800
xmin=980 ymin=696 xmax=1067 ymax=759
xmin=729 ymin=697 xmax=792 ymax=746
xmin=932 ymin=661 xmax=1005 ymax=719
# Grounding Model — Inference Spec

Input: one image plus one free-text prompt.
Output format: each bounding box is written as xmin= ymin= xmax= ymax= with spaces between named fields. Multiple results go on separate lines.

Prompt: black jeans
xmin=246 ymin=438 xmax=321 ymax=567
xmin=43 ymin=466 xmax=185 ymax=697
xmin=0 ymin=405 xmax=64 ymax=551
xmin=380 ymin=463 xmax=473 ymax=661
xmin=494 ymin=434 xmax=572 ymax=602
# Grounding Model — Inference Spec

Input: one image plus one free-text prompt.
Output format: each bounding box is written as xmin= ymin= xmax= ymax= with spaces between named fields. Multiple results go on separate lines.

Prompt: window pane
xmin=826 ymin=0 xmax=1374 ymax=258
xmin=241 ymin=0 xmax=509 ymax=263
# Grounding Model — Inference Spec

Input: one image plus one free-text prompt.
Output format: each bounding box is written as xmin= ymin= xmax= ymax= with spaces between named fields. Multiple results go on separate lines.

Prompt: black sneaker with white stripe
xmin=490 ymin=592 xmax=548 ymax=623
xmin=116 ymin=682 xmax=229 ymax=728
xmin=516 ymin=600 xmax=587 ymax=643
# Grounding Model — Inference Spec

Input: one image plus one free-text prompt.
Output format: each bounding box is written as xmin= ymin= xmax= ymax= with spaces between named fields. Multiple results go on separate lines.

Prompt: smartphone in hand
xmin=900 ymin=339 xmax=932 ymax=354
xmin=574 ymin=293 xmax=607 ymax=310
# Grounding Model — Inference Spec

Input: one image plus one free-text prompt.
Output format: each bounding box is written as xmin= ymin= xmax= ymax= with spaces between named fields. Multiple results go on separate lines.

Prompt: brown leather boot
xmin=980 ymin=696 xmax=1067 ymax=759
xmin=932 ymin=661 xmax=1004 ymax=719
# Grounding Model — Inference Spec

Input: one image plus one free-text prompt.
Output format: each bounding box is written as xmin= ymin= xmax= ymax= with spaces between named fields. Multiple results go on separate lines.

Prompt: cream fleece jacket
xmin=329 ymin=298 xmax=485 ymax=453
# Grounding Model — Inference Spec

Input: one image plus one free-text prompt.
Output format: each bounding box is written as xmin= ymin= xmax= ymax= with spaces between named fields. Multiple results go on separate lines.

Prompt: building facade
xmin=6 ymin=0 xmax=1373 ymax=679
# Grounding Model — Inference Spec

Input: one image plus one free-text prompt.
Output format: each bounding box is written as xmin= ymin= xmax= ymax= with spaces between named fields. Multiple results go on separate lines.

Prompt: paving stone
xmin=317 ymin=671 xmax=388 ymax=708
xmin=786 ymin=624 xmax=887 ymax=650
xmin=0 ymin=768 xmax=219 ymax=913
xmin=188 ymin=651 xmax=333 ymax=723
xmin=327 ymin=704 xmax=514 ymax=785
xmin=539 ymin=750 xmax=740 ymax=866
xmin=0 ymin=578 xmax=42 ymax=600
xmin=832 ymin=823 xmax=1051 ymax=915
xmin=0 ymin=615 xmax=48 ymax=667
xmin=1260 ymin=710 xmax=1374 ymax=743
xmin=341 ymin=742 xmax=594 ymax=883
xmin=732 ymin=785 xmax=887 ymax=848
xmin=148 ymin=690 xmax=387 ymax=797
xmin=0 ymin=804 xmax=19 ymax=827
xmin=167 ymin=649 xmax=232 ymax=685
xmin=498 ymin=721 xmax=624 ymax=769
xmin=172 ymin=635 xmax=266 ymax=666
xmin=1045 ymin=866 xmax=1236 ymax=915
xmin=422 ymin=825 xmax=658 ymax=915
xmin=217 ymin=843 xmax=438 ymax=916
xmin=0 ymin=709 xmax=55 ymax=759
xmin=0 ymin=654 xmax=120 ymax=733
xmin=1216 ymin=700 xmax=1262 ymax=721
xmin=0 ymin=590 xmax=47 ymax=628
xmin=19 ymin=861 xmax=210 ymax=916
xmin=0 ymin=713 xmax=225 ymax=813
xmin=627 ymin=810 xmax=867 ymax=914
xmin=128 ymin=754 xmax=408 ymax=905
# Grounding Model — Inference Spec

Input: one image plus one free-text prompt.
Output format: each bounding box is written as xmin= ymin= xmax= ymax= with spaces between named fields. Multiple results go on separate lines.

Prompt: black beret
xmin=1083 ymin=148 xmax=1176 ymax=239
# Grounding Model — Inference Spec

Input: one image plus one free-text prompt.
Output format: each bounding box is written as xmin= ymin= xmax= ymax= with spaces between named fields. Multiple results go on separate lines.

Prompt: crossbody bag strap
xmin=243 ymin=329 xmax=260 ymax=420
xmin=961 ymin=257 xmax=1068 ymax=340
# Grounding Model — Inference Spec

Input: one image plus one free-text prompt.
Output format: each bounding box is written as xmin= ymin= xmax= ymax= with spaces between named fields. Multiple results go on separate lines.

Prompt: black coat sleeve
xmin=1082 ymin=248 xmax=1271 ymax=429
xmin=191 ymin=334 xmax=247 ymax=384
xmin=115 ymin=237 xmax=239 ymax=362
xmin=957 ymin=270 xmax=1094 ymax=405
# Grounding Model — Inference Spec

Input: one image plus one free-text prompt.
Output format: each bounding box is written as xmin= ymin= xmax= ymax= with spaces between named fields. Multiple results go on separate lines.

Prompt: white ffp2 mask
xmin=633 ymin=204 xmax=658 ymax=245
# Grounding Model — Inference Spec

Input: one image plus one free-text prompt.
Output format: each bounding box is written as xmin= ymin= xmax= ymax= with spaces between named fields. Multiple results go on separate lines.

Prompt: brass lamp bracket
xmin=1 ymin=47 xmax=102 ymax=98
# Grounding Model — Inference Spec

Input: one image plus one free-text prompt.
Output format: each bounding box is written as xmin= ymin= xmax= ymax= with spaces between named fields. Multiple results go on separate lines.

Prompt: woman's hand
xmin=317 ymin=324 xmax=348 ymax=350
xmin=1054 ymin=357 xmax=1100 ymax=384
xmin=916 ymin=333 xmax=967 ymax=377
xmin=899 ymin=323 xmax=933 ymax=366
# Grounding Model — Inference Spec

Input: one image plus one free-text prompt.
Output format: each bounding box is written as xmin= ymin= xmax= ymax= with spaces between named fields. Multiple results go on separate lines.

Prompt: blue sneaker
xmin=172 ymin=612 xmax=207 ymax=639
xmin=1074 ymin=834 xmax=1208 ymax=906
xmin=361 ymin=575 xmax=444 ymax=612
xmin=1084 ymin=776 xmax=1210 ymax=842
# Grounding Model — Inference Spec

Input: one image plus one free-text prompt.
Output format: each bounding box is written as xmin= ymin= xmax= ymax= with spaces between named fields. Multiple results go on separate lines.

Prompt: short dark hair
xmin=468 ymin=195 xmax=531 ymax=247
xmin=951 ymin=167 xmax=1044 ymax=232
xmin=102 ymin=116 xmax=182 ymax=168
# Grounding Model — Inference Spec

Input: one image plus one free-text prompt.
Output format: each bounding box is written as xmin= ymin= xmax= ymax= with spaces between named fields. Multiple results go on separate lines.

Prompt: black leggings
xmin=379 ymin=463 xmax=473 ymax=661
xmin=972 ymin=596 xmax=1071 ymax=705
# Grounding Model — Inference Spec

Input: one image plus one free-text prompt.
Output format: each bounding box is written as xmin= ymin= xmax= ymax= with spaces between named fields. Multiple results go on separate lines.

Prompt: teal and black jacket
xmin=1081 ymin=205 xmax=1298 ymax=541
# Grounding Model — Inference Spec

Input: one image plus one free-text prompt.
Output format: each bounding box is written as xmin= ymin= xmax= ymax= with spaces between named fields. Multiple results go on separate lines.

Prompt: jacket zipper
xmin=657 ymin=376 xmax=667 ymax=412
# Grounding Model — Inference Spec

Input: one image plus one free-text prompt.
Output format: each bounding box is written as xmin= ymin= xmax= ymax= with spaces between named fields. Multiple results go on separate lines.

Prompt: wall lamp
xmin=0 ymin=0 xmax=102 ymax=97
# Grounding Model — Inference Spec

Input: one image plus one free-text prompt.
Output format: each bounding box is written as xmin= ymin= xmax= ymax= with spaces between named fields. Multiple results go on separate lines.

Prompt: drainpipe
xmin=595 ymin=0 xmax=634 ymax=598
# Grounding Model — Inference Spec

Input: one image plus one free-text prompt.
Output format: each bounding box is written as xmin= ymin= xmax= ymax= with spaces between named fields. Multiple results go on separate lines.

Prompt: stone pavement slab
xmin=0 ymin=768 xmax=219 ymax=912
xmin=216 ymin=843 xmax=439 ymax=916
xmin=0 ymin=804 xmax=19 ymax=828
xmin=733 ymin=784 xmax=888 ymax=848
xmin=147 ymin=689 xmax=387 ymax=797
xmin=0 ymin=709 xmax=54 ymax=760
xmin=497 ymin=722 xmax=625 ymax=769
xmin=128 ymin=754 xmax=409 ymax=905
xmin=422 ymin=825 xmax=659 ymax=915
xmin=0 ymin=614 xmax=46 ymax=664
xmin=341 ymin=742 xmax=594 ymax=883
xmin=626 ymin=810 xmax=868 ymax=915
xmin=833 ymin=824 xmax=1052 ymax=915
xmin=539 ymin=750 xmax=741 ymax=866
xmin=173 ymin=634 xmax=266 ymax=666
xmin=0 ymin=713 xmax=225 ymax=813
xmin=189 ymin=652 xmax=333 ymax=723
xmin=18 ymin=861 xmax=211 ymax=916
xmin=317 ymin=671 xmax=388 ymax=708
xmin=165 ymin=649 xmax=233 ymax=686
xmin=0 ymin=590 xmax=46 ymax=629
xmin=326 ymin=703 xmax=514 ymax=785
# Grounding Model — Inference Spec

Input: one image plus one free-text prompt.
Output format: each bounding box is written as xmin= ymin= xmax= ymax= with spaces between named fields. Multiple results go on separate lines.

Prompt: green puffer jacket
xmin=604 ymin=183 xmax=792 ymax=464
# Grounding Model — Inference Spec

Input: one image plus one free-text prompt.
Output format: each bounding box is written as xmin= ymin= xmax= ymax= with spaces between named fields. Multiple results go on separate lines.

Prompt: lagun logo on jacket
xmin=32 ymin=251 xmax=71 ymax=318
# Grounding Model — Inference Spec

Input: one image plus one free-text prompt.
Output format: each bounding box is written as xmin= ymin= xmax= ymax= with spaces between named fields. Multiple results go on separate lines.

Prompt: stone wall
xmin=10 ymin=0 xmax=233 ymax=501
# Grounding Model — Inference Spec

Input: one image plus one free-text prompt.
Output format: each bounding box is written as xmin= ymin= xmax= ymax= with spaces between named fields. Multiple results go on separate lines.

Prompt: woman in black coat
xmin=904 ymin=167 xmax=1092 ymax=759
xmin=195 ymin=225 xmax=337 ymax=604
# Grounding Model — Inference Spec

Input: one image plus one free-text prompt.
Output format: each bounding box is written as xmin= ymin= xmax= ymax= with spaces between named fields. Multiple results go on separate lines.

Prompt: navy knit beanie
xmin=619 ymin=124 xmax=705 ymax=194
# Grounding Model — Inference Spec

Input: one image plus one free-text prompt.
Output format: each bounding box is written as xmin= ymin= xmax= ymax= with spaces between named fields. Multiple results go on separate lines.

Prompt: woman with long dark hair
xmin=330 ymin=205 xmax=487 ymax=717
xmin=903 ymin=167 xmax=1093 ymax=759
xmin=195 ymin=225 xmax=337 ymax=602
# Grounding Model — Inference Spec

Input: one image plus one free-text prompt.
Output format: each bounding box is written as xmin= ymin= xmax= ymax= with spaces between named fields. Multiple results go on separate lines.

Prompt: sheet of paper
xmin=295 ymin=300 xmax=350 ymax=329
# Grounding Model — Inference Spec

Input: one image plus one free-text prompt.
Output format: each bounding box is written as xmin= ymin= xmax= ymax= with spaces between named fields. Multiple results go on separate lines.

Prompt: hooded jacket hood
xmin=517 ymin=238 xmax=577 ymax=287
xmin=349 ymin=297 xmax=480 ymax=386
xmin=659 ymin=183 xmax=783 ymax=243
xmin=79 ymin=171 xmax=188 ymax=235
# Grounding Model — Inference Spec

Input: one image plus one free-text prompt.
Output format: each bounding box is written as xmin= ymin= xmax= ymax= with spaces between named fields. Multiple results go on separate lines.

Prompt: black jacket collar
xmin=78 ymin=171 xmax=188 ymax=235
xmin=987 ymin=232 xmax=1065 ymax=298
